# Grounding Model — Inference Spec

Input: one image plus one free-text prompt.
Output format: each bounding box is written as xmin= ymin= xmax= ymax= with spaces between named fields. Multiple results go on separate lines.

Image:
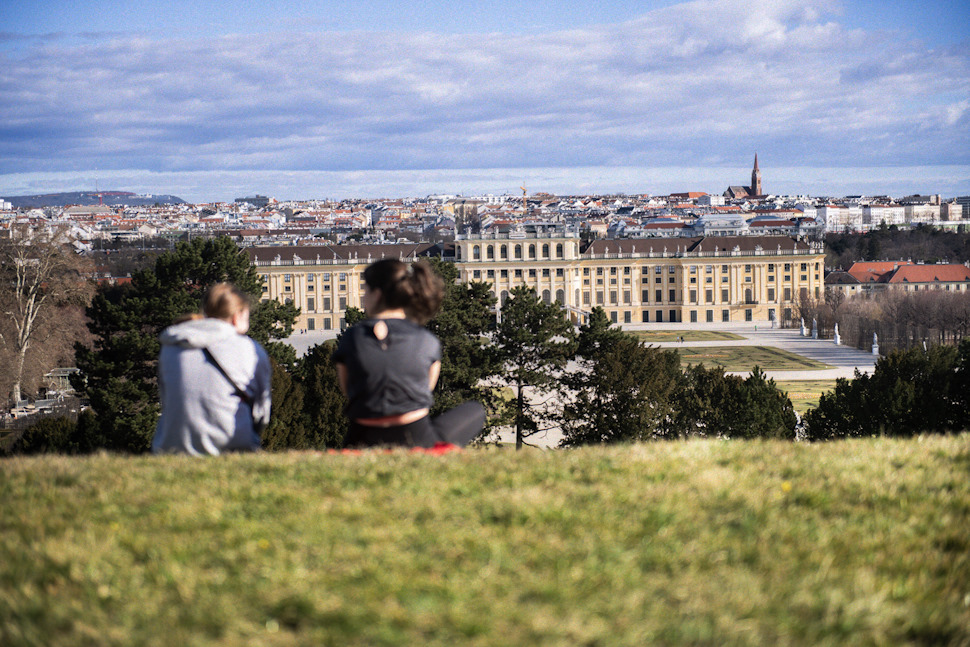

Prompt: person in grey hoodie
xmin=152 ymin=283 xmax=271 ymax=455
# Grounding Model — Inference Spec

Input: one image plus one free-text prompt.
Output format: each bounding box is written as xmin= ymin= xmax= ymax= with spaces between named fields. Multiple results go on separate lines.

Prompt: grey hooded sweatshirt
xmin=152 ymin=318 xmax=271 ymax=456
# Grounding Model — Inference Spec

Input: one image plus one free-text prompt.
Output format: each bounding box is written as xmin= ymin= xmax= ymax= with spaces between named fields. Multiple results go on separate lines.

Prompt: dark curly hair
xmin=363 ymin=259 xmax=443 ymax=324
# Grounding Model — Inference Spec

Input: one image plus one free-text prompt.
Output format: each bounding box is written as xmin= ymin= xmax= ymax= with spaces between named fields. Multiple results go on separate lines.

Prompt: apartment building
xmin=249 ymin=234 xmax=826 ymax=330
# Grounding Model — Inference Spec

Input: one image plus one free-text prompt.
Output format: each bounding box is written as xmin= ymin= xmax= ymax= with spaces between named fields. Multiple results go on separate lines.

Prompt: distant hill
xmin=2 ymin=191 xmax=187 ymax=208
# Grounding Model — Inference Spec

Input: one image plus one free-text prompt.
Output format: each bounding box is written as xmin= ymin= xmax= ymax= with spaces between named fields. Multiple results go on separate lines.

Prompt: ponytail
xmin=363 ymin=259 xmax=443 ymax=324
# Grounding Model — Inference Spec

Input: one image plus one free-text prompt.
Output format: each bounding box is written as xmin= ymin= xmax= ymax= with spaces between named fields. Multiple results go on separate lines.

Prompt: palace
xmin=248 ymin=233 xmax=825 ymax=331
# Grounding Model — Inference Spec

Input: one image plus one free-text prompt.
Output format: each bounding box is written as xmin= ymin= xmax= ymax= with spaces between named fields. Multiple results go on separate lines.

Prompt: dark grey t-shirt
xmin=333 ymin=318 xmax=441 ymax=419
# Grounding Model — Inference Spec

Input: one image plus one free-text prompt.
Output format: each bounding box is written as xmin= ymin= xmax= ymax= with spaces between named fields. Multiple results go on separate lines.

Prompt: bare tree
xmin=0 ymin=225 xmax=94 ymax=406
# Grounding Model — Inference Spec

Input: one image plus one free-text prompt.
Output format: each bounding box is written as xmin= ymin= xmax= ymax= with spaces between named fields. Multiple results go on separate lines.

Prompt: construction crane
xmin=520 ymin=185 xmax=527 ymax=216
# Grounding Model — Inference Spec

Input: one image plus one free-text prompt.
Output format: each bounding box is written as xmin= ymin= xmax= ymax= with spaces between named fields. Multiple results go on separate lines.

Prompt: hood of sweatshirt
xmin=159 ymin=318 xmax=239 ymax=349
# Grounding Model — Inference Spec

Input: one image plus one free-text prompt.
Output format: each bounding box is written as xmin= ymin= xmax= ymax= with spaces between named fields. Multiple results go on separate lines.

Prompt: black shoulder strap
xmin=202 ymin=347 xmax=253 ymax=406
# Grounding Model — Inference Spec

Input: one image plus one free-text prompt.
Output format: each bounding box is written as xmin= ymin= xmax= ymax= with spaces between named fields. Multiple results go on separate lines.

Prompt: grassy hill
xmin=2 ymin=437 xmax=968 ymax=646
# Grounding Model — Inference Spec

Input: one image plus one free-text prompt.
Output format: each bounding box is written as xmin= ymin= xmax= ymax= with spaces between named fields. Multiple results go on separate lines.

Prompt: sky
xmin=1 ymin=0 xmax=969 ymax=202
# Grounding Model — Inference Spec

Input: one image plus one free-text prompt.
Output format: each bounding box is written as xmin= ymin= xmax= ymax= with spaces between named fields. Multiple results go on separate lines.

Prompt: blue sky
xmin=1 ymin=0 xmax=968 ymax=201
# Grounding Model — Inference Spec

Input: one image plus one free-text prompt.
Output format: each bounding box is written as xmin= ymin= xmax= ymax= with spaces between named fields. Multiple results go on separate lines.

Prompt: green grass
xmin=675 ymin=345 xmax=833 ymax=372
xmin=2 ymin=438 xmax=969 ymax=646
xmin=632 ymin=330 xmax=745 ymax=342
xmin=774 ymin=380 xmax=839 ymax=415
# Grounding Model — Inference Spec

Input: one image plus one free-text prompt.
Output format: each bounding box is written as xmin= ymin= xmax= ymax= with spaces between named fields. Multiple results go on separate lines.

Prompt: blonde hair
xmin=203 ymin=283 xmax=251 ymax=321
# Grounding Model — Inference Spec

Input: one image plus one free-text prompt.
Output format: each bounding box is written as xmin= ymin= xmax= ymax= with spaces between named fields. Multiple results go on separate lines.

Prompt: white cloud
xmin=0 ymin=0 xmax=967 ymax=184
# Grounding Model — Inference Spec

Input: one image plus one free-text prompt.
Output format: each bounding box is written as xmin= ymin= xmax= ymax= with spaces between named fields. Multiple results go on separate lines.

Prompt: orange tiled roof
xmin=885 ymin=264 xmax=970 ymax=284
xmin=847 ymin=261 xmax=913 ymax=283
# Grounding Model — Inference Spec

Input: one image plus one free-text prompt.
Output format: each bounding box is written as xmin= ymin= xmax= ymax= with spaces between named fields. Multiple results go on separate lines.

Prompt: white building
xmin=904 ymin=203 xmax=940 ymax=224
xmin=697 ymin=194 xmax=726 ymax=206
xmin=863 ymin=205 xmax=905 ymax=228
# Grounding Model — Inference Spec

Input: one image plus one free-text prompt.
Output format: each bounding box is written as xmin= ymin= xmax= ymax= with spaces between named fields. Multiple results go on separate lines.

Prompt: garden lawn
xmin=632 ymin=330 xmax=744 ymax=343
xmin=2 ymin=437 xmax=968 ymax=646
xmin=675 ymin=345 xmax=832 ymax=372
xmin=774 ymin=380 xmax=839 ymax=415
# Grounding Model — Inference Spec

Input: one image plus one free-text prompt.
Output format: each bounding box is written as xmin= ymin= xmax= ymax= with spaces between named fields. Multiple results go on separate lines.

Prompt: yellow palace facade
xmin=247 ymin=234 xmax=825 ymax=331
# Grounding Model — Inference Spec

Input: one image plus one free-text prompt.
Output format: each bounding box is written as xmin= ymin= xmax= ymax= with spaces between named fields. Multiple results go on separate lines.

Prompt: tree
xmin=805 ymin=342 xmax=968 ymax=440
xmin=261 ymin=357 xmax=308 ymax=450
xmin=574 ymin=306 xmax=625 ymax=360
xmin=668 ymin=365 xmax=796 ymax=439
xmin=424 ymin=257 xmax=499 ymax=425
xmin=73 ymin=236 xmax=298 ymax=453
xmin=493 ymin=286 xmax=576 ymax=449
xmin=12 ymin=416 xmax=78 ymax=455
xmin=297 ymin=341 xmax=347 ymax=449
xmin=343 ymin=306 xmax=366 ymax=329
xmin=562 ymin=332 xmax=681 ymax=446
xmin=735 ymin=368 xmax=798 ymax=439
xmin=0 ymin=225 xmax=94 ymax=406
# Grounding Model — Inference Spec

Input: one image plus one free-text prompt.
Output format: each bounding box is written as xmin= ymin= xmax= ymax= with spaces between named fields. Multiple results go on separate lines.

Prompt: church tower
xmin=751 ymin=153 xmax=762 ymax=196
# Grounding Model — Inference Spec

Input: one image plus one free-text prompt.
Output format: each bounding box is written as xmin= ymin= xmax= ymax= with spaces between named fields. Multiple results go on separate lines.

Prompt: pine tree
xmin=493 ymin=286 xmax=576 ymax=449
xmin=298 ymin=341 xmax=347 ymax=449
xmin=562 ymin=334 xmax=681 ymax=445
xmin=575 ymin=306 xmax=625 ymax=361
xmin=805 ymin=342 xmax=967 ymax=440
xmin=424 ymin=257 xmax=499 ymax=423
xmin=261 ymin=357 xmax=308 ymax=450
xmin=668 ymin=364 xmax=796 ymax=440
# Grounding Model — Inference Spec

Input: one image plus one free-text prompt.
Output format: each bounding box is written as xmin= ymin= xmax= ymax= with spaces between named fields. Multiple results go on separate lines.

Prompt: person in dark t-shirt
xmin=333 ymin=259 xmax=485 ymax=448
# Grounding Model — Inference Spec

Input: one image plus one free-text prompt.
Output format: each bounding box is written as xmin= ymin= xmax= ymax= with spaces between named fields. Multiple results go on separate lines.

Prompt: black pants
xmin=345 ymin=401 xmax=486 ymax=449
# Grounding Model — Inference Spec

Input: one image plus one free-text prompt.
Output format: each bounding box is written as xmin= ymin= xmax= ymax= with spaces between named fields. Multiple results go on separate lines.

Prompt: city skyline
xmin=2 ymin=0 xmax=969 ymax=202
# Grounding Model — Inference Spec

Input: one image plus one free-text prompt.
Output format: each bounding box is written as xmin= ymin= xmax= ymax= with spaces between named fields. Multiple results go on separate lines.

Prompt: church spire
xmin=751 ymin=153 xmax=762 ymax=196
